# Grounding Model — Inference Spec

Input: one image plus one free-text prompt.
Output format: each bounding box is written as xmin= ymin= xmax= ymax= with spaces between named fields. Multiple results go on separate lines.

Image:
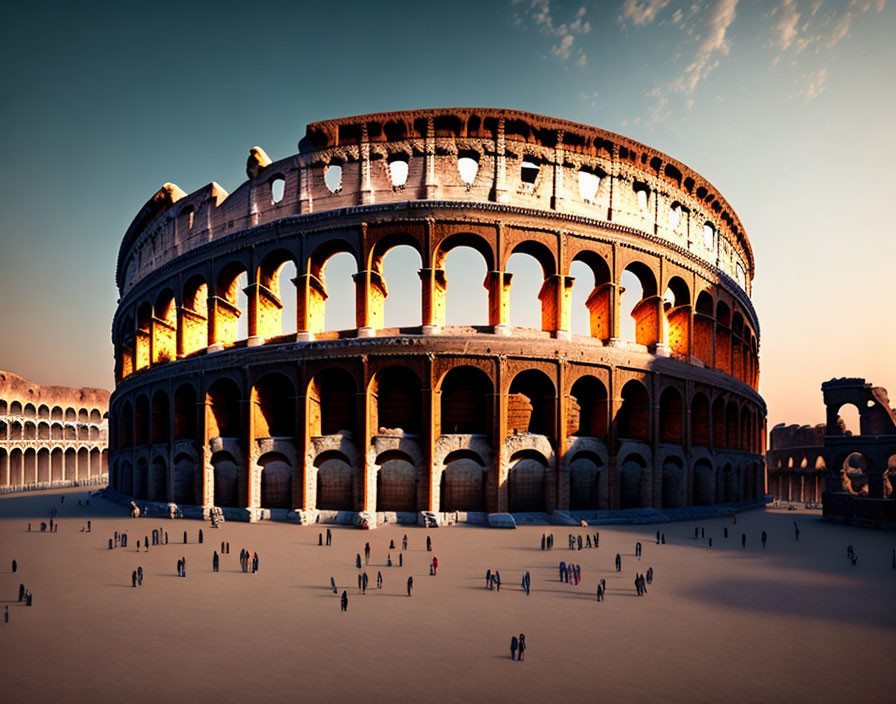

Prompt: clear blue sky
xmin=1 ymin=0 xmax=893 ymax=430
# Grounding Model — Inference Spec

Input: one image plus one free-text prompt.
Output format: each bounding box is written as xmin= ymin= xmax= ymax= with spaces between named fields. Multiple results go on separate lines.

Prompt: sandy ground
xmin=0 ymin=487 xmax=893 ymax=704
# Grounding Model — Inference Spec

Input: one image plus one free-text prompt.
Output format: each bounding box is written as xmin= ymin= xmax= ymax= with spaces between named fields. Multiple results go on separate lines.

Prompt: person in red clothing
xmin=432 ymin=556 xmax=438 ymax=575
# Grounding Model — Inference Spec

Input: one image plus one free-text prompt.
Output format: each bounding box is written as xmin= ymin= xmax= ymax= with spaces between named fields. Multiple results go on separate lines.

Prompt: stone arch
xmin=9 ymin=449 xmax=23 ymax=486
xmin=693 ymin=290 xmax=714 ymax=366
xmin=376 ymin=449 xmax=419 ymax=512
xmin=118 ymin=401 xmax=134 ymax=449
xmin=134 ymin=457 xmax=148 ymax=499
xmin=256 ymin=249 xmax=299 ymax=339
xmin=51 ymin=422 xmax=63 ymax=440
xmin=617 ymin=380 xmax=650 ymax=441
xmin=508 ymin=369 xmax=556 ymax=436
xmin=434 ymin=233 xmax=494 ymax=327
xmin=151 ymin=390 xmax=170 ymax=445
xmin=507 ymin=449 xmax=548 ymax=513
xmin=569 ymin=450 xmax=608 ymax=510
xmin=661 ymin=455 xmax=685 ymax=508
xmin=659 ymin=386 xmax=684 ymax=444
xmin=206 ymin=378 xmax=242 ymax=439
xmin=440 ymin=450 xmax=487 ymax=512
xmin=134 ymin=395 xmax=149 ymax=445
xmin=375 ymin=241 xmax=423 ymax=329
xmin=89 ymin=408 xmax=101 ymax=424
xmin=120 ymin=460 xmax=133 ymax=496
xmin=305 ymin=239 xmax=360 ymax=334
xmin=173 ymin=383 xmax=198 ymax=441
xmin=181 ymin=274 xmax=209 ymax=356
xmin=23 ymin=421 xmax=36 ymax=440
xmin=211 ymin=450 xmax=240 ymax=507
xmin=214 ymin=261 xmax=250 ymax=346
xmin=173 ymin=452 xmax=199 ymax=505
xmin=149 ymin=456 xmax=167 ymax=501
xmin=252 ymin=373 xmax=296 ymax=439
xmin=693 ymin=458 xmax=715 ymax=505
xmin=51 ymin=448 xmax=63 ymax=481
xmin=136 ymin=302 xmax=153 ymax=370
xmin=38 ymin=404 xmax=50 ymax=420
xmin=9 ymin=421 xmax=22 ymax=440
xmin=308 ymin=368 xmax=357 ymax=437
xmin=506 ymin=241 xmax=557 ymax=331
xmin=619 ymin=452 xmax=647 ymax=509
xmin=439 ymin=366 xmax=493 ymax=435
xmin=568 ymin=376 xmax=608 ymax=441
xmin=23 ymin=403 xmax=36 ymax=418
xmin=51 ymin=405 xmax=63 ymax=421
xmin=258 ymin=452 xmax=292 ymax=509
xmin=620 ymin=261 xmax=659 ymax=347
xmin=37 ymin=421 xmax=49 ymax=440
xmin=90 ymin=448 xmax=101 ymax=477
xmin=568 ymin=251 xmax=612 ymax=338
xmin=712 ymin=396 xmax=726 ymax=448
xmin=77 ymin=448 xmax=89 ymax=482
xmin=315 ymin=450 xmax=356 ymax=511
xmin=372 ymin=367 xmax=421 ymax=435
xmin=716 ymin=300 xmax=732 ymax=375
xmin=663 ymin=276 xmax=691 ymax=358
xmin=153 ymin=288 xmax=177 ymax=364
xmin=37 ymin=448 xmax=50 ymax=483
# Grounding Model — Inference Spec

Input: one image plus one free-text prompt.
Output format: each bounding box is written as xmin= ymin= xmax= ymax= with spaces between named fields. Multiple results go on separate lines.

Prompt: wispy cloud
xmin=802 ymin=67 xmax=827 ymax=101
xmin=770 ymin=0 xmax=887 ymax=56
xmin=513 ymin=0 xmax=591 ymax=65
xmin=675 ymin=0 xmax=739 ymax=94
xmin=619 ymin=0 xmax=671 ymax=25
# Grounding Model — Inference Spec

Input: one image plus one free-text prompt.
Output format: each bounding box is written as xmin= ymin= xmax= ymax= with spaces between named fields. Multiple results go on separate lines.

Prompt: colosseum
xmin=108 ymin=108 xmax=766 ymax=524
xmin=0 ymin=370 xmax=109 ymax=492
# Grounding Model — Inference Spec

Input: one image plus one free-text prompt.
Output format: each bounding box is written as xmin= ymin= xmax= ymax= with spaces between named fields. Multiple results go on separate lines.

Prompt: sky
xmin=0 ymin=0 xmax=893 ymax=431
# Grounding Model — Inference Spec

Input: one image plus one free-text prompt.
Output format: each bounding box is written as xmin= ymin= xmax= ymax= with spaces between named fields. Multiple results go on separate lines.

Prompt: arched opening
xmin=661 ymin=456 xmax=684 ymax=508
xmin=9 ymin=450 xmax=23 ymax=486
xmin=256 ymin=251 xmax=298 ymax=339
xmin=568 ymin=260 xmax=595 ymax=336
xmin=321 ymin=252 xmax=358 ymax=332
xmin=568 ymin=376 xmax=608 ymax=440
xmin=37 ymin=449 xmax=50 ymax=483
xmin=270 ymin=176 xmax=285 ymax=204
xmin=206 ymin=378 xmax=241 ymax=439
xmin=151 ymin=390 xmax=170 ymax=445
xmin=570 ymin=252 xmax=612 ymax=340
xmin=388 ymin=155 xmax=410 ymax=188
xmin=9 ymin=421 xmax=21 ymax=440
xmin=134 ymin=458 xmax=147 ymax=499
xmin=619 ymin=262 xmax=659 ymax=347
xmin=38 ymin=422 xmax=49 ymax=440
xmin=619 ymin=454 xmax=647 ymax=509
xmin=617 ymin=380 xmax=649 ymax=442
xmin=149 ymin=457 xmax=168 ymax=502
xmin=118 ymin=402 xmax=134 ymax=449
xmin=380 ymin=244 xmax=423 ymax=329
xmin=315 ymin=450 xmax=355 ymax=511
xmin=376 ymin=450 xmax=418 ymax=512
xmin=51 ymin=448 xmax=63 ymax=482
xmin=173 ymin=453 xmax=198 ymax=505
xmin=569 ymin=451 xmax=607 ymax=510
xmin=692 ymin=393 xmax=710 ymax=446
xmin=24 ymin=422 xmax=36 ymax=440
xmin=181 ymin=275 xmax=208 ymax=356
xmin=663 ymin=277 xmax=691 ymax=359
xmin=693 ymin=459 xmax=715 ymax=505
xmin=51 ymin=406 xmax=63 ymax=421
xmin=252 ymin=373 xmax=296 ymax=439
xmin=77 ymin=447 xmax=89 ymax=481
xmin=10 ymin=400 xmax=23 ymax=415
xmin=38 ymin=405 xmax=49 ymax=420
xmin=693 ymin=291 xmax=714 ymax=366
xmin=578 ymin=167 xmax=602 ymax=202
xmin=725 ymin=401 xmax=739 ymax=449
xmin=120 ymin=461 xmax=133 ymax=496
xmin=716 ymin=301 xmax=732 ymax=375
xmin=457 ymin=152 xmax=479 ymax=185
xmin=508 ymin=370 xmax=556 ymax=436
xmin=259 ymin=452 xmax=292 ymax=509
xmin=214 ymin=263 xmax=249 ymax=345
xmin=659 ymin=387 xmax=684 ymax=444
xmin=440 ymin=366 xmax=493 ymax=435
xmin=373 ymin=367 xmax=421 ymax=435
xmin=506 ymin=251 xmax=545 ymax=330
xmin=173 ymin=384 xmax=197 ymax=441
xmin=835 ymin=403 xmax=861 ymax=436
xmin=89 ymin=448 xmax=101 ymax=477
xmin=324 ymin=162 xmax=343 ymax=193
xmin=507 ymin=450 xmax=548 ymax=513
xmin=134 ymin=396 xmax=149 ymax=445
xmin=153 ymin=289 xmax=177 ymax=364
xmin=211 ymin=451 xmax=240 ymax=507
xmin=841 ymin=452 xmax=869 ymax=495
xmin=64 ymin=424 xmax=76 ymax=441
xmin=440 ymin=450 xmax=487 ymax=512
xmin=442 ymin=245 xmax=489 ymax=326
xmin=23 ymin=449 xmax=36 ymax=484
xmin=308 ymin=368 xmax=357 ymax=437
xmin=51 ymin=423 xmax=63 ymax=440
xmin=712 ymin=397 xmax=726 ymax=448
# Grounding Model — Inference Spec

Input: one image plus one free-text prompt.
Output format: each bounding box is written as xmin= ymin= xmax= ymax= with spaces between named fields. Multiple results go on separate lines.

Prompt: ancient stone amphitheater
xmin=109 ymin=108 xmax=766 ymax=524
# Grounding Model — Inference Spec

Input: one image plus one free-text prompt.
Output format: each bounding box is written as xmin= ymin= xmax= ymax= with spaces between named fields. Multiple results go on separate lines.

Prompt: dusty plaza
xmin=1 ymin=486 xmax=893 ymax=704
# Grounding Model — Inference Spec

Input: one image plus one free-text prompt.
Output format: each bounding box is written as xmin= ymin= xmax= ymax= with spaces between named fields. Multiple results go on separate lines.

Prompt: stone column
xmin=487 ymin=271 xmax=512 ymax=334
xmin=294 ymin=273 xmax=326 ymax=340
xmin=493 ymin=117 xmax=507 ymax=203
xmin=587 ymin=282 xmax=621 ymax=343
xmin=419 ymin=268 xmax=446 ymax=334
xmin=354 ymin=269 xmax=387 ymax=337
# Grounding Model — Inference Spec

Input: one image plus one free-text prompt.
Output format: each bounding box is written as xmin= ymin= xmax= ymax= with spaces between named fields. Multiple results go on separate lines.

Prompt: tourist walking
xmin=326 ymin=528 xmax=332 ymax=546
xmin=636 ymin=541 xmax=642 ymax=557
xmin=341 ymin=590 xmax=348 ymax=612
xmin=432 ymin=556 xmax=438 ymax=575
xmin=407 ymin=576 xmax=413 ymax=596
xmin=510 ymin=635 xmax=518 ymax=660
xmin=518 ymin=633 xmax=526 ymax=661
xmin=11 ymin=559 xmax=16 ymax=573
xmin=132 ymin=570 xmax=137 ymax=588
xmin=793 ymin=521 xmax=800 ymax=542
xmin=426 ymin=535 xmax=432 ymax=552
xmin=615 ymin=553 xmax=621 ymax=572
xmin=377 ymin=571 xmax=383 ymax=588
xmin=402 ymin=534 xmax=408 ymax=550
xmin=761 ymin=530 xmax=767 ymax=548
xmin=199 ymin=529 xmax=203 ymax=544
xmin=213 ymin=551 xmax=219 ymax=573
xmin=364 ymin=542 xmax=370 ymax=565
xmin=356 ymin=554 xmax=362 ymax=569
xmin=137 ymin=566 xmax=143 ymax=586
xmin=741 ymin=533 xmax=747 ymax=549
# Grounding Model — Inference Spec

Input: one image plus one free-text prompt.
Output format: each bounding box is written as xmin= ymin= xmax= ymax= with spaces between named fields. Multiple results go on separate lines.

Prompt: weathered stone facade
xmin=821 ymin=378 xmax=896 ymax=527
xmin=766 ymin=423 xmax=826 ymax=503
xmin=108 ymin=108 xmax=766 ymax=523
xmin=0 ymin=370 xmax=109 ymax=491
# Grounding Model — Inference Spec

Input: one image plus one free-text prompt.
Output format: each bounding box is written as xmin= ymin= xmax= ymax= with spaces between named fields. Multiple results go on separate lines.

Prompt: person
xmin=213 ymin=551 xmax=219 ymax=573
xmin=356 ymin=553 xmax=362 ymax=569
xmin=199 ymin=529 xmax=203 ymax=544
xmin=695 ymin=526 xmax=699 ymax=540
xmin=524 ymin=571 xmax=531 ymax=596
xmin=11 ymin=559 xmax=16 ymax=573
xmin=636 ymin=541 xmax=641 ymax=557
xmin=486 ymin=569 xmax=492 ymax=589
xmin=144 ymin=536 xmax=149 ymax=552
xmin=407 ymin=576 xmax=413 ymax=596
xmin=87 ymin=520 xmax=91 ymax=533
xmin=794 ymin=521 xmax=800 ymax=542
xmin=615 ymin=553 xmax=621 ymax=572
xmin=541 ymin=534 xmax=546 ymax=550
xmin=399 ymin=553 xmax=403 ymax=567
xmin=341 ymin=590 xmax=348 ymax=612
xmin=362 ymin=572 xmax=368 ymax=594
xmin=330 ymin=577 xmax=337 ymax=594
xmin=558 ymin=561 xmax=566 ymax=582
xmin=18 ymin=584 xmax=25 ymax=602
xmin=137 ymin=539 xmax=141 ymax=551
xmin=318 ymin=533 xmax=323 ymax=546
xmin=741 ymin=533 xmax=746 ymax=549
xmin=596 ymin=582 xmax=603 ymax=601
xmin=432 ymin=556 xmax=438 ymax=575
xmin=426 ymin=535 xmax=432 ymax=552
xmin=182 ymin=556 xmax=187 ymax=578
xmin=701 ymin=527 xmax=705 ymax=539
xmin=708 ymin=538 xmax=712 ymax=548
xmin=358 ymin=574 xmax=363 ymax=593
xmin=594 ymin=532 xmax=599 ymax=548
xmin=402 ymin=534 xmax=408 ymax=550
xmin=225 ymin=542 xmax=229 ymax=554
xmin=585 ymin=535 xmax=592 ymax=549
xmin=165 ymin=532 xmax=169 ymax=545
xmin=387 ymin=554 xmax=392 ymax=567
xmin=661 ymin=533 xmax=665 ymax=544
xmin=548 ymin=534 xmax=554 ymax=549
xmin=510 ymin=635 xmax=518 ymax=660
xmin=183 ymin=531 xmax=188 ymax=544
xmin=137 ymin=566 xmax=143 ymax=586
xmin=364 ymin=542 xmax=370 ymax=565
xmin=132 ymin=570 xmax=137 ymax=588
xmin=25 ymin=590 xmax=32 ymax=607
xmin=495 ymin=571 xmax=501 ymax=591
xmin=517 ymin=634 xmax=526 ymax=661
xmin=252 ymin=552 xmax=258 ymax=573
xmin=377 ymin=571 xmax=383 ymax=588
xmin=326 ymin=528 xmax=332 ymax=546
xmin=577 ymin=535 xmax=583 ymax=550
xmin=761 ymin=530 xmax=767 ymax=548
xmin=647 ymin=567 xmax=653 ymax=584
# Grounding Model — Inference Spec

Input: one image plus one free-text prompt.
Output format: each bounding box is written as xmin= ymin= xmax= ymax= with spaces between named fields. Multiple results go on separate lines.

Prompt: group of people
xmin=17 ymin=583 xmax=33 ymax=606
xmin=485 ymin=568 xmax=502 ymax=590
xmin=239 ymin=549 xmax=259 ymax=573
xmin=558 ymin=561 xmax=582 ymax=585
xmin=568 ymin=533 xmax=599 ymax=550
xmin=131 ymin=566 xmax=144 ymax=587
xmin=176 ymin=557 xmax=188 ymax=577
xmin=509 ymin=633 xmax=527 ymax=661
xmin=540 ymin=533 xmax=554 ymax=550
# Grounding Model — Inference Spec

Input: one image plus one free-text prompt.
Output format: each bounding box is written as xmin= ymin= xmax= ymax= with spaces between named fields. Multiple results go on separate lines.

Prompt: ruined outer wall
xmin=108 ymin=108 xmax=766 ymax=522
xmin=0 ymin=370 xmax=110 ymax=491
xmin=766 ymin=423 xmax=826 ymax=503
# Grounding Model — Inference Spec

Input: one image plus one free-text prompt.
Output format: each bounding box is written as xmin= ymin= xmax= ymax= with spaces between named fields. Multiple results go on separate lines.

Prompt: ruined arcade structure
xmin=821 ymin=378 xmax=896 ymax=526
xmin=766 ymin=423 xmax=826 ymax=504
xmin=0 ymin=370 xmax=109 ymax=491
xmin=109 ymin=108 xmax=766 ymax=523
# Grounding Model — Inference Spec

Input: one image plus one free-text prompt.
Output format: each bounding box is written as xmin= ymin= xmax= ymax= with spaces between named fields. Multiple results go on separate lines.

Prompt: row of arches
xmin=0 ymin=420 xmax=106 ymax=442
xmin=114 ymin=229 xmax=759 ymax=390
xmin=0 ymin=447 xmax=108 ymax=488
xmin=113 ymin=368 xmax=764 ymax=455
xmin=0 ymin=400 xmax=104 ymax=423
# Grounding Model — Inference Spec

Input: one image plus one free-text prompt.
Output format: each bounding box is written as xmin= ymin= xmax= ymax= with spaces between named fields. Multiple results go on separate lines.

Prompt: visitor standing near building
xmin=364 ymin=542 xmax=370 ymax=564
xmin=213 ymin=551 xmax=219 ymax=573
xmin=510 ymin=635 xmax=518 ymax=660
xmin=402 ymin=534 xmax=408 ymax=550
xmin=326 ymin=528 xmax=332 ymax=546
xmin=426 ymin=535 xmax=432 ymax=552
xmin=518 ymin=634 xmax=526 ymax=661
